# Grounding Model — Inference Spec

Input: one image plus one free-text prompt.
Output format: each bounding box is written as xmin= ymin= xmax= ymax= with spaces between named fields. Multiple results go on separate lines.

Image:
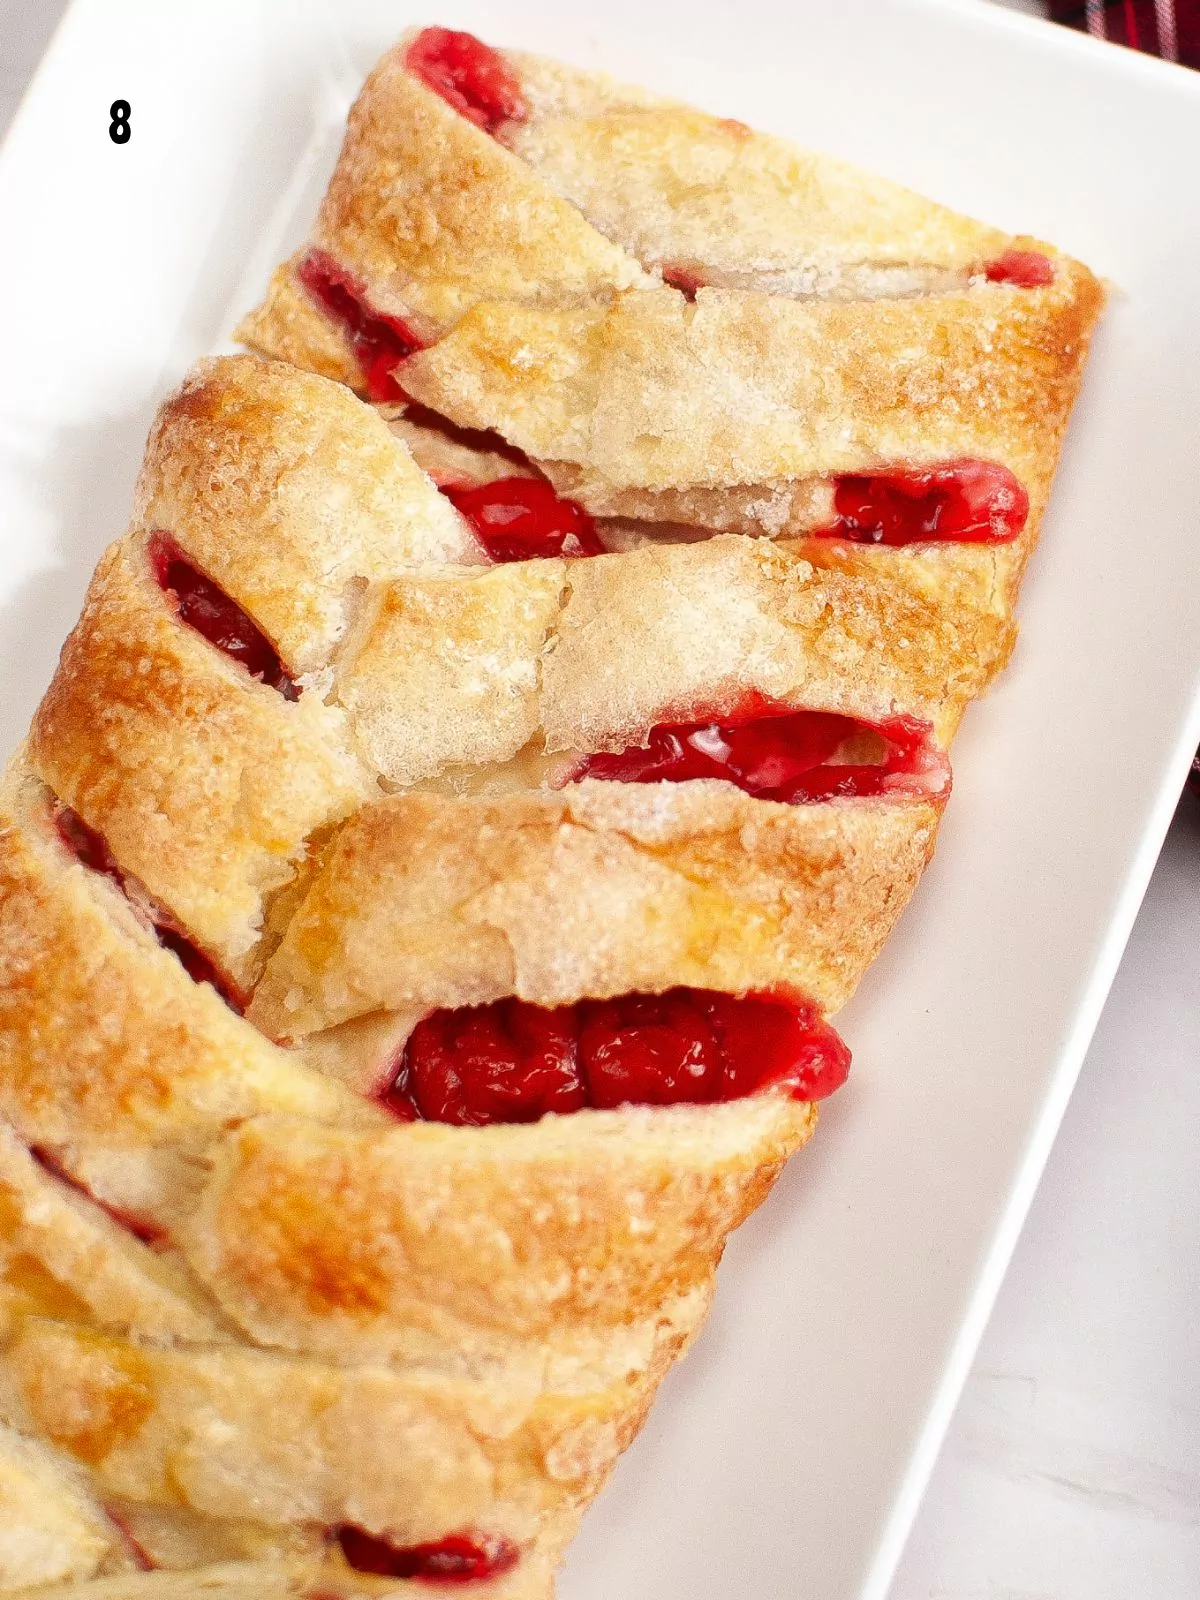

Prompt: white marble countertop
xmin=3 ymin=4 xmax=1197 ymax=1596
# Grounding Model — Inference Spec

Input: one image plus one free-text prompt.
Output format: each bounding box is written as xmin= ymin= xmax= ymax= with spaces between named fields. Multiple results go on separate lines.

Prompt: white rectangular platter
xmin=2 ymin=2 xmax=1200 ymax=1596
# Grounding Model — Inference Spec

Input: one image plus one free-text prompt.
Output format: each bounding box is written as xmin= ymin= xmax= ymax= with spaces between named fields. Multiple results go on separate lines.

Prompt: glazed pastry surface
xmin=0 ymin=24 xmax=1103 ymax=1596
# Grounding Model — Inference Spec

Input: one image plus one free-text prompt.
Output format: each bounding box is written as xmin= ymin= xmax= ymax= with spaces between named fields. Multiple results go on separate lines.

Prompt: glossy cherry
xmin=393 ymin=998 xmax=587 ymax=1125
xmin=444 ymin=477 xmax=604 ymax=561
xmin=982 ymin=249 xmax=1054 ymax=288
xmin=149 ymin=533 xmax=298 ymax=698
xmin=820 ymin=461 xmax=1028 ymax=546
xmin=574 ymin=700 xmax=947 ymax=804
xmin=297 ymin=250 xmax=425 ymax=403
xmin=336 ymin=1527 xmax=519 ymax=1583
xmin=403 ymin=27 xmax=528 ymax=134
xmin=383 ymin=988 xmax=850 ymax=1126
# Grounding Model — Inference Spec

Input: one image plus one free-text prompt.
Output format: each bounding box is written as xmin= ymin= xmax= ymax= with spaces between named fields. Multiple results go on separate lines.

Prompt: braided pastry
xmin=0 ymin=23 xmax=1102 ymax=1598
xmin=238 ymin=26 xmax=1102 ymax=649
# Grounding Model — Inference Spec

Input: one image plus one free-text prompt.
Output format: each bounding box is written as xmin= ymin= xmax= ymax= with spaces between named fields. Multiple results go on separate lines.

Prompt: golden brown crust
xmin=539 ymin=536 xmax=994 ymax=748
xmin=502 ymin=68 xmax=1015 ymax=289
xmin=184 ymin=1104 xmax=811 ymax=1363
xmin=0 ymin=1318 xmax=633 ymax=1553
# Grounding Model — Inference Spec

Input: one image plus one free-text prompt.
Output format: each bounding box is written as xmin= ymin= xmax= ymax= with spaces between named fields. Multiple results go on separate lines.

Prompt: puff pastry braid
xmin=0 ymin=353 xmax=951 ymax=1593
xmin=0 ymin=24 xmax=1101 ymax=1599
xmin=239 ymin=24 xmax=1103 ymax=666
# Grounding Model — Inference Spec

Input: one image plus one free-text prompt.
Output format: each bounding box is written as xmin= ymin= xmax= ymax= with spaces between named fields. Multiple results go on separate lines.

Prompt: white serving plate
xmin=2 ymin=2 xmax=1199 ymax=1596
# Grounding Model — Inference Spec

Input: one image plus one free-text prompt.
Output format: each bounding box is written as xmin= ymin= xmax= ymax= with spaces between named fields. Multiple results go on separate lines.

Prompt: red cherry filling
xmin=336 ymin=1527 xmax=519 ymax=1583
xmin=383 ymin=988 xmax=849 ymax=1126
xmin=574 ymin=700 xmax=948 ymax=804
xmin=443 ymin=478 xmax=604 ymax=562
xmin=149 ymin=533 xmax=299 ymax=699
xmin=393 ymin=999 xmax=586 ymax=1125
xmin=819 ymin=460 xmax=1028 ymax=546
xmin=297 ymin=250 xmax=426 ymax=403
xmin=403 ymin=27 xmax=528 ymax=135
xmin=983 ymin=249 xmax=1055 ymax=288
xmin=661 ymin=264 xmax=703 ymax=301
xmin=52 ymin=801 xmax=240 ymax=1012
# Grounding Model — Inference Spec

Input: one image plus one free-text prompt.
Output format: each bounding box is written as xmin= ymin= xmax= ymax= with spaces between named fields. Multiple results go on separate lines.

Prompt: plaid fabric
xmin=1048 ymin=1 xmax=1200 ymax=66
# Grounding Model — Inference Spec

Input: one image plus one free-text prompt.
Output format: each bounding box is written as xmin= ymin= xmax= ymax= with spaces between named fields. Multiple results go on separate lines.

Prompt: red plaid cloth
xmin=1048 ymin=1 xmax=1200 ymax=66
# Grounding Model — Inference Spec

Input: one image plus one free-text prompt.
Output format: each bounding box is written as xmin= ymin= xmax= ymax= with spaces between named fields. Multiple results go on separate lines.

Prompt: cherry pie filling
xmin=573 ymin=698 xmax=948 ymax=804
xmin=52 ymin=802 xmax=238 ymax=1011
xmin=815 ymin=459 xmax=1029 ymax=546
xmin=149 ymin=533 xmax=299 ymax=699
xmin=403 ymin=27 xmax=528 ymax=135
xmin=983 ymin=248 xmax=1055 ymax=288
xmin=296 ymin=251 xmax=427 ymax=404
xmin=336 ymin=1527 xmax=519 ymax=1583
xmin=383 ymin=987 xmax=849 ymax=1127
xmin=443 ymin=477 xmax=604 ymax=560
